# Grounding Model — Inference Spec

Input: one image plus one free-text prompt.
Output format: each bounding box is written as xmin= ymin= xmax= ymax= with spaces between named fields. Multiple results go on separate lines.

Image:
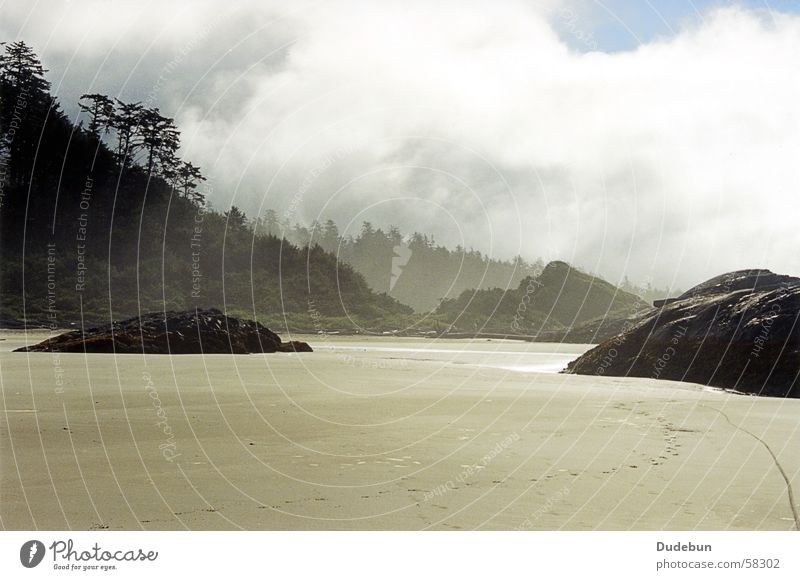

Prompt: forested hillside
xmin=0 ymin=41 xmax=412 ymax=331
xmin=434 ymin=261 xmax=648 ymax=338
xmin=266 ymin=215 xmax=543 ymax=312
xmin=0 ymin=41 xmax=666 ymax=336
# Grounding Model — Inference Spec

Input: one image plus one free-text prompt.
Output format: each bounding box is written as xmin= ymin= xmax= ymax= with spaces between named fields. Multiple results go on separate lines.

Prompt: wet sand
xmin=1 ymin=331 xmax=798 ymax=530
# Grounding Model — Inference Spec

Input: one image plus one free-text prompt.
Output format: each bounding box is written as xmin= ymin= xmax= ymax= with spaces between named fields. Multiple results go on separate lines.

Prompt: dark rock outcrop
xmin=538 ymin=312 xmax=645 ymax=344
xmin=564 ymin=269 xmax=800 ymax=398
xmin=436 ymin=260 xmax=648 ymax=342
xmin=278 ymin=340 xmax=314 ymax=353
xmin=531 ymin=261 xmax=648 ymax=328
xmin=14 ymin=309 xmax=312 ymax=355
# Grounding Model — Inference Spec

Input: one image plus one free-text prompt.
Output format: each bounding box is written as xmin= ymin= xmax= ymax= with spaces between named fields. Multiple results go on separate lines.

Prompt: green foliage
xmin=0 ymin=41 xmax=411 ymax=331
xmin=275 ymin=219 xmax=545 ymax=312
xmin=435 ymin=261 xmax=648 ymax=335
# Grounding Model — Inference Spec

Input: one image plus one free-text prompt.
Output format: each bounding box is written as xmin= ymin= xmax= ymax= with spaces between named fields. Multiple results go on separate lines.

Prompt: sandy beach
xmin=1 ymin=331 xmax=797 ymax=530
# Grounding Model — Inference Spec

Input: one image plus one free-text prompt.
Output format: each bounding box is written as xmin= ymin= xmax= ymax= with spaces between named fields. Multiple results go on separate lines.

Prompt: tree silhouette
xmin=0 ymin=41 xmax=54 ymax=186
xmin=140 ymin=107 xmax=180 ymax=176
xmin=259 ymin=209 xmax=281 ymax=238
xmin=78 ymin=93 xmax=114 ymax=140
xmin=111 ymin=99 xmax=144 ymax=170
xmin=320 ymin=219 xmax=339 ymax=253
xmin=224 ymin=206 xmax=247 ymax=230
xmin=0 ymin=41 xmax=49 ymax=94
xmin=174 ymin=161 xmax=205 ymax=201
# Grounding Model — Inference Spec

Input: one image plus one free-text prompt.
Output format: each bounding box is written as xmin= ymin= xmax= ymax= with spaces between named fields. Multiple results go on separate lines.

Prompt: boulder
xmin=14 ymin=309 xmax=312 ymax=355
xmin=278 ymin=340 xmax=314 ymax=353
xmin=564 ymin=269 xmax=800 ymax=398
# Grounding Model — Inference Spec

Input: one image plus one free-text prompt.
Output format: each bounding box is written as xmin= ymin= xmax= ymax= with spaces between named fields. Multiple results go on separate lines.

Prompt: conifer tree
xmin=78 ymin=93 xmax=114 ymax=140
xmin=111 ymin=99 xmax=144 ymax=169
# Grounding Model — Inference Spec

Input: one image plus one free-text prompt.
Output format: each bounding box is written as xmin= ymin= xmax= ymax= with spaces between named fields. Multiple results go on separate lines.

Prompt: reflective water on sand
xmin=310 ymin=337 xmax=592 ymax=375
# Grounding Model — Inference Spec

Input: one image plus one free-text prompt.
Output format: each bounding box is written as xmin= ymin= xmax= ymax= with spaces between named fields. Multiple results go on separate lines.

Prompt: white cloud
xmin=3 ymin=0 xmax=799 ymax=288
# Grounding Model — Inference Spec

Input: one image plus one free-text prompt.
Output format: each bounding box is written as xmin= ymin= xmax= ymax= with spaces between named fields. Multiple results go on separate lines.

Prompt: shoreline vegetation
xmin=1 ymin=41 xmax=671 ymax=341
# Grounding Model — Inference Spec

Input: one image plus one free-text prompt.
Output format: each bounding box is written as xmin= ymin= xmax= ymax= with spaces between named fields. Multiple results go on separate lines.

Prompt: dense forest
xmin=259 ymin=216 xmax=677 ymax=313
xmin=0 ymin=41 xmax=673 ymax=336
xmin=259 ymin=215 xmax=543 ymax=312
xmin=0 ymin=41 xmax=412 ymax=332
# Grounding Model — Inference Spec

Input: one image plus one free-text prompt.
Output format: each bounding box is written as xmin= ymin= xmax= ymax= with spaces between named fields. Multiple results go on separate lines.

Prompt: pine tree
xmin=174 ymin=161 xmax=205 ymax=201
xmin=316 ymin=219 xmax=336 ymax=252
xmin=78 ymin=93 xmax=114 ymax=140
xmin=140 ymin=107 xmax=179 ymax=176
xmin=0 ymin=41 xmax=54 ymax=185
xmin=0 ymin=41 xmax=50 ymax=94
xmin=111 ymin=99 xmax=144 ymax=170
xmin=224 ymin=206 xmax=247 ymax=230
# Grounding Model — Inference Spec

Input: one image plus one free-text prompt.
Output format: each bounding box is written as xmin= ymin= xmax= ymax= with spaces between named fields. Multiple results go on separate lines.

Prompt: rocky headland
xmin=565 ymin=269 xmax=799 ymax=398
xmin=14 ymin=309 xmax=312 ymax=354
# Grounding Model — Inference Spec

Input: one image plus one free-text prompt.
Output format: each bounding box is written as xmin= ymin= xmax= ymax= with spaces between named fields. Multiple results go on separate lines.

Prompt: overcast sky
xmin=3 ymin=0 xmax=800 ymax=290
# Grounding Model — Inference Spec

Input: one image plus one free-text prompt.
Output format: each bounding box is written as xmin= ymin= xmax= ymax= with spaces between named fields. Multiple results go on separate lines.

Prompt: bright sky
xmin=558 ymin=0 xmax=800 ymax=51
